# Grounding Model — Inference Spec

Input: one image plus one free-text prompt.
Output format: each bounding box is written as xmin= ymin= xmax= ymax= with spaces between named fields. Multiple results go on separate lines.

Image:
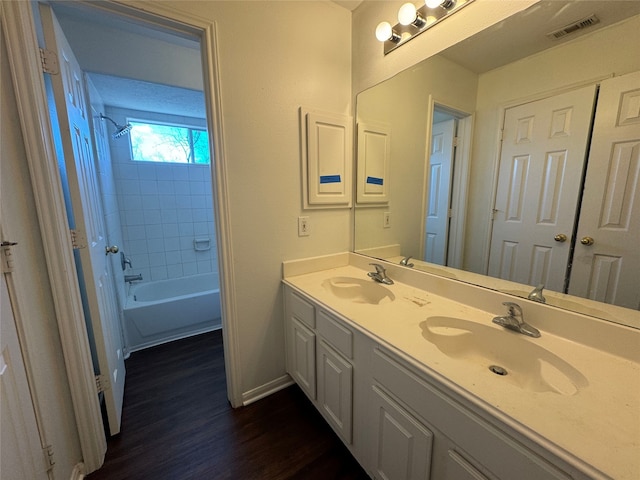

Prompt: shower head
xmin=100 ymin=114 xmax=132 ymax=139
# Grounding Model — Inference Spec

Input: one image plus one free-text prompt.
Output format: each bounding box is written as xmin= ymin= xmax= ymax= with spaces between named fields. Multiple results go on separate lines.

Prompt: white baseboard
xmin=70 ymin=463 xmax=85 ymax=480
xmin=241 ymin=375 xmax=294 ymax=406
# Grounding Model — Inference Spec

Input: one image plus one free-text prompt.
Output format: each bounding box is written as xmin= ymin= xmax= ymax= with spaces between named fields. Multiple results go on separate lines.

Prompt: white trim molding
xmin=242 ymin=375 xmax=294 ymax=406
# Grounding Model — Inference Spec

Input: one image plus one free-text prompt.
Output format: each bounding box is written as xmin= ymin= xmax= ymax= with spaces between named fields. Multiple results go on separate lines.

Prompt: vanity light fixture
xmin=376 ymin=0 xmax=475 ymax=55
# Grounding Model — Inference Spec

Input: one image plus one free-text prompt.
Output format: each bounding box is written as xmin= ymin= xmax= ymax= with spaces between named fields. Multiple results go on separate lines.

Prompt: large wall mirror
xmin=354 ymin=1 xmax=640 ymax=329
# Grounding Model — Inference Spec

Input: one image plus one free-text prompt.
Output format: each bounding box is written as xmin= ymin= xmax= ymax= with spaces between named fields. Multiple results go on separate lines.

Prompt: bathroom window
xmin=129 ymin=120 xmax=211 ymax=164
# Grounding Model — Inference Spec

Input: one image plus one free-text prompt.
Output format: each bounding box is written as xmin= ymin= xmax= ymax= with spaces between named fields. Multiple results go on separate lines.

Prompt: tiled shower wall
xmin=107 ymin=107 xmax=218 ymax=282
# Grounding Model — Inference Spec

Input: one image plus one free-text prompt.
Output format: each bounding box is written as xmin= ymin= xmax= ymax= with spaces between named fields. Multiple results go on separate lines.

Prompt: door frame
xmin=2 ymin=1 xmax=240 ymax=473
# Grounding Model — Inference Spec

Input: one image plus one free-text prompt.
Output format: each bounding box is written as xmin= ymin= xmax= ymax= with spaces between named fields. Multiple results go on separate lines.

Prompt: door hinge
xmin=96 ymin=374 xmax=111 ymax=394
xmin=1 ymin=241 xmax=18 ymax=273
xmin=42 ymin=444 xmax=55 ymax=471
xmin=452 ymin=136 xmax=459 ymax=147
xmin=70 ymin=229 xmax=87 ymax=250
xmin=448 ymin=209 xmax=454 ymax=219
xmin=499 ymin=129 xmax=504 ymax=142
xmin=39 ymin=48 xmax=59 ymax=75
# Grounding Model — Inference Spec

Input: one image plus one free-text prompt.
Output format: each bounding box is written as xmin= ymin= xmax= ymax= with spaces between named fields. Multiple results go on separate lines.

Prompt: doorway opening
xmin=36 ymin=0 xmax=228 ymax=440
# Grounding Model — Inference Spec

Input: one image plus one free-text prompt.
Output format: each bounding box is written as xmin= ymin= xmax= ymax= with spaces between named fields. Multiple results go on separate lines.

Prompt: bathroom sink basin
xmin=421 ymin=316 xmax=588 ymax=396
xmin=322 ymin=277 xmax=395 ymax=305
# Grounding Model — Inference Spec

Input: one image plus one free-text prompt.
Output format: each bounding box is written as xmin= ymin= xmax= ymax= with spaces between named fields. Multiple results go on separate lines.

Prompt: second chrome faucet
xmin=368 ymin=263 xmax=394 ymax=285
xmin=492 ymin=302 xmax=540 ymax=338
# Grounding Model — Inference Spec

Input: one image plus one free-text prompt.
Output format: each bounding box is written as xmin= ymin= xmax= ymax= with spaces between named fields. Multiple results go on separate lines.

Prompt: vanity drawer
xmin=372 ymin=347 xmax=572 ymax=480
xmin=317 ymin=309 xmax=353 ymax=359
xmin=287 ymin=289 xmax=315 ymax=329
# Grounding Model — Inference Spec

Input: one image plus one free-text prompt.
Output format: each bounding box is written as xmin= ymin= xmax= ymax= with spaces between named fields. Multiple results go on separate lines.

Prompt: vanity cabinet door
xmin=288 ymin=317 xmax=316 ymax=400
xmin=317 ymin=339 xmax=353 ymax=444
xmin=371 ymin=384 xmax=434 ymax=480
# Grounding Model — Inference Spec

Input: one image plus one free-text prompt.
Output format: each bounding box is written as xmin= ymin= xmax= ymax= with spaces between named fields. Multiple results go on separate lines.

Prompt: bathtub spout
xmin=125 ymin=274 xmax=143 ymax=283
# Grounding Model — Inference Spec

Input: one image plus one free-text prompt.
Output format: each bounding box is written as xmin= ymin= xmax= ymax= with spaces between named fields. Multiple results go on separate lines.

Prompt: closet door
xmin=568 ymin=71 xmax=640 ymax=309
xmin=488 ymin=85 xmax=596 ymax=290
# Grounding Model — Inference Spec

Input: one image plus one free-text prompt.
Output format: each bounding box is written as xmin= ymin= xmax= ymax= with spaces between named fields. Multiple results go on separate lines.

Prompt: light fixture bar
xmin=379 ymin=0 xmax=475 ymax=55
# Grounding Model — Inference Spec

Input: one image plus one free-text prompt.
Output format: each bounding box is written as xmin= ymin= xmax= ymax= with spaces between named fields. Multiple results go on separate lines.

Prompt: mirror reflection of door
xmin=423 ymin=107 xmax=472 ymax=267
xmin=425 ymin=118 xmax=455 ymax=264
xmin=488 ymin=85 xmax=597 ymax=291
xmin=568 ymin=71 xmax=640 ymax=309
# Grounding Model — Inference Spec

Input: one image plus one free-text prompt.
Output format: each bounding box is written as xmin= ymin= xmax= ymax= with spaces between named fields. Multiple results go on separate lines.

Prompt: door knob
xmin=554 ymin=234 xmax=567 ymax=242
xmin=105 ymin=245 xmax=119 ymax=254
xmin=580 ymin=236 xmax=594 ymax=246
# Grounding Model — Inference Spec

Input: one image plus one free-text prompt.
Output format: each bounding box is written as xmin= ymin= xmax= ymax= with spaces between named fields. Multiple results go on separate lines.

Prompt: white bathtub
xmin=123 ymin=273 xmax=221 ymax=352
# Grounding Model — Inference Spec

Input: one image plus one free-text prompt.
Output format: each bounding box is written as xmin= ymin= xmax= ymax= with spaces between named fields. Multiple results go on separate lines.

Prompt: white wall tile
xmin=146 ymin=238 xmax=165 ymax=253
xmin=144 ymin=209 xmax=162 ymax=225
xmin=139 ymin=180 xmax=158 ymax=195
xmin=145 ymin=224 xmax=164 ymax=239
xmin=167 ymin=264 xmax=183 ymax=279
xmin=125 ymin=210 xmax=144 ymax=226
xmin=163 ymin=237 xmax=180 ymax=251
xmin=176 ymin=208 xmax=193 ymax=223
xmin=161 ymin=209 xmax=178 ymax=224
xmin=174 ymin=181 xmax=190 ymax=195
xmin=150 ymin=266 xmax=168 ymax=281
xmin=148 ymin=252 xmax=166 ymax=267
xmin=178 ymin=223 xmax=194 ymax=236
xmin=182 ymin=262 xmax=198 ymax=276
xmin=162 ymin=223 xmax=180 ymax=237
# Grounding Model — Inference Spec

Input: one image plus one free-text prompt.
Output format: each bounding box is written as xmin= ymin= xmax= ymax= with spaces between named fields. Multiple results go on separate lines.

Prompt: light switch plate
xmin=298 ymin=216 xmax=311 ymax=236
xmin=383 ymin=212 xmax=391 ymax=228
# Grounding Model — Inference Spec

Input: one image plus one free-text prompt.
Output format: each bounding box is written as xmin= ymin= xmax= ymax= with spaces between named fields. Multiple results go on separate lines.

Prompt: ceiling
xmin=440 ymin=1 xmax=640 ymax=73
xmin=53 ymin=1 xmax=640 ymax=118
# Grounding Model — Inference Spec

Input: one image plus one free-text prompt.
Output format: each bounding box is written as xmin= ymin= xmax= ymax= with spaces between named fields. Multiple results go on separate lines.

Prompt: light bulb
xmin=375 ymin=21 xmax=393 ymax=42
xmin=398 ymin=3 xmax=418 ymax=26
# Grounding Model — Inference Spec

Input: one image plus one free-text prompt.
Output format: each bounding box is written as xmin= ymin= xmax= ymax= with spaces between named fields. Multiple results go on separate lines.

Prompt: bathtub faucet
xmin=124 ymin=274 xmax=143 ymax=283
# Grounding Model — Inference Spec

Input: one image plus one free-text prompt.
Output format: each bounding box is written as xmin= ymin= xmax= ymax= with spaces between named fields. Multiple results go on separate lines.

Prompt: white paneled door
xmin=40 ymin=4 xmax=126 ymax=435
xmin=425 ymin=119 xmax=455 ymax=265
xmin=488 ymin=85 xmax=597 ymax=291
xmin=1 ymin=256 xmax=49 ymax=479
xmin=568 ymin=71 xmax=640 ymax=309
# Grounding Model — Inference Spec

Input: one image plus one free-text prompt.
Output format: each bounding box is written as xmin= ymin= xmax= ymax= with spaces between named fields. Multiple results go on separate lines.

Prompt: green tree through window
xmin=129 ymin=120 xmax=211 ymax=164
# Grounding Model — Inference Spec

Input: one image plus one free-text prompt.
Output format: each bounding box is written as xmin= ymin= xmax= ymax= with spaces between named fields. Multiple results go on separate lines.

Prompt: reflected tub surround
xmin=283 ymin=252 xmax=639 ymax=479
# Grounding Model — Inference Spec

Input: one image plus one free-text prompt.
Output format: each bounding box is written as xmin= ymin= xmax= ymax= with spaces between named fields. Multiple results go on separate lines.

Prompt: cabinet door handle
xmin=580 ymin=236 xmax=594 ymax=246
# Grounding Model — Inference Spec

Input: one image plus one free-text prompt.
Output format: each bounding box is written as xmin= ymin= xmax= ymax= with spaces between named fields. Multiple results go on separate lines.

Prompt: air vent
xmin=546 ymin=14 xmax=600 ymax=40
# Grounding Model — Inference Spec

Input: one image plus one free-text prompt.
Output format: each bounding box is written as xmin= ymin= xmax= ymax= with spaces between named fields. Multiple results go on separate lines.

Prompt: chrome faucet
xmin=124 ymin=274 xmax=143 ymax=283
xmin=399 ymin=256 xmax=414 ymax=268
xmin=368 ymin=263 xmax=394 ymax=285
xmin=492 ymin=302 xmax=540 ymax=338
xmin=528 ymin=284 xmax=546 ymax=303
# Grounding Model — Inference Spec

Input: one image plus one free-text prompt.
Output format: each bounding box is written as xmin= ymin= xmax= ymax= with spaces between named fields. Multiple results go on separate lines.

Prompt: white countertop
xmin=283 ymin=261 xmax=640 ymax=480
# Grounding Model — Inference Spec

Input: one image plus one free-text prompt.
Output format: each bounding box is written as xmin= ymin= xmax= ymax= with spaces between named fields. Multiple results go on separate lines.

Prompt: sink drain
xmin=489 ymin=365 xmax=508 ymax=376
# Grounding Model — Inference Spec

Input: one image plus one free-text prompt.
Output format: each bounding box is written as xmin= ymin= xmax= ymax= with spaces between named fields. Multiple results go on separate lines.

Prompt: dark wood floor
xmin=87 ymin=330 xmax=370 ymax=480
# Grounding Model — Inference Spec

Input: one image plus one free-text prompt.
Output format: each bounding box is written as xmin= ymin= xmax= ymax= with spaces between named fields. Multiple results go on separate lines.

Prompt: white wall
xmin=1 ymin=24 xmax=83 ymax=477
xmin=464 ymin=14 xmax=640 ymax=273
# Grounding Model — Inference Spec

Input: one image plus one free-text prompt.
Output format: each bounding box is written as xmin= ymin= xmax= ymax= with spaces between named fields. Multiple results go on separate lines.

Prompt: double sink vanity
xmin=282 ymin=252 xmax=639 ymax=480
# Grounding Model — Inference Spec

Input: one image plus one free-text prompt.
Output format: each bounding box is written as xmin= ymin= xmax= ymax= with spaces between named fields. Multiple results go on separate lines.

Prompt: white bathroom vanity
xmin=283 ymin=253 xmax=639 ymax=480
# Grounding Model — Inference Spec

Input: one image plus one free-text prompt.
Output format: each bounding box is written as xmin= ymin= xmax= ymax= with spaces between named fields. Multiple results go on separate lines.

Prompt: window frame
xmin=127 ymin=117 xmax=211 ymax=165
